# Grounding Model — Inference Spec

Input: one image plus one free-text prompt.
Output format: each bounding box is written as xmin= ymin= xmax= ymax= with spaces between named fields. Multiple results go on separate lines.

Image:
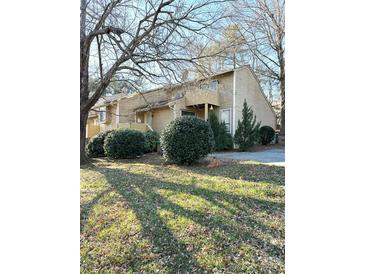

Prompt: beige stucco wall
xmin=117 ymin=88 xmax=176 ymax=124
xmin=185 ymin=90 xmax=219 ymax=106
xmin=117 ymin=81 xmax=215 ymax=132
xmin=172 ymin=98 xmax=186 ymax=118
xmin=86 ymin=117 xmax=100 ymax=138
xmin=86 ymin=66 xmax=276 ymax=136
xmin=151 ymin=107 xmax=174 ymax=133
xmin=233 ymin=68 xmax=276 ymax=131
xmin=99 ymin=104 xmax=119 ymax=132
xmin=215 ymin=73 xmax=234 ymax=111
xmin=119 ymin=122 xmax=148 ymax=132
xmin=109 ymin=104 xmax=118 ymax=127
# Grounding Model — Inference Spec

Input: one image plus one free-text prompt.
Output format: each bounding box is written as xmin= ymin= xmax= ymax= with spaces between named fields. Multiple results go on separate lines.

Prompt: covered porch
xmin=133 ymin=99 xmax=177 ymax=133
xmin=184 ymin=89 xmax=221 ymax=120
xmin=181 ymin=103 xmax=219 ymax=121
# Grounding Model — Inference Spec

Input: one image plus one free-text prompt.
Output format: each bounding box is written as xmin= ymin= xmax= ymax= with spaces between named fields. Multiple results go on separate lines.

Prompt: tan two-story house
xmin=86 ymin=66 xmax=277 ymax=138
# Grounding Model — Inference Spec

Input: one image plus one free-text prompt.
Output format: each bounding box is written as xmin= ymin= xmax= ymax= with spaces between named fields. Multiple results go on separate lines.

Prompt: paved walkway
xmin=209 ymin=148 xmax=285 ymax=166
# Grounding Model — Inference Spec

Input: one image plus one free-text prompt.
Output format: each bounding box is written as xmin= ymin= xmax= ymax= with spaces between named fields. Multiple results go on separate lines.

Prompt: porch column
xmin=115 ymin=103 xmax=120 ymax=125
xmin=204 ymin=103 xmax=208 ymax=121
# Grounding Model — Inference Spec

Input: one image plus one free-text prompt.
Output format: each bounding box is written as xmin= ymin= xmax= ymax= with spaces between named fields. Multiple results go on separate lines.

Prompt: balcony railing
xmin=185 ymin=90 xmax=220 ymax=106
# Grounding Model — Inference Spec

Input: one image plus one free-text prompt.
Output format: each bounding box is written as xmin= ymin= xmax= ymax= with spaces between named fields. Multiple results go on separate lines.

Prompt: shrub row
xmin=87 ymin=116 xmax=214 ymax=164
xmin=86 ymin=129 xmax=160 ymax=159
xmin=85 ymin=130 xmax=113 ymax=158
xmin=86 ymin=114 xmax=275 ymax=164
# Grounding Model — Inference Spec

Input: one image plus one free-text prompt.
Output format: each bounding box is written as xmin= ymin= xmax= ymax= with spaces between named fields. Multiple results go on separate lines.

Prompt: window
xmin=98 ymin=107 xmax=106 ymax=123
xmin=220 ymin=109 xmax=231 ymax=133
xmin=209 ymin=80 xmax=218 ymax=91
xmin=181 ymin=110 xmax=196 ymax=116
xmin=199 ymin=80 xmax=219 ymax=91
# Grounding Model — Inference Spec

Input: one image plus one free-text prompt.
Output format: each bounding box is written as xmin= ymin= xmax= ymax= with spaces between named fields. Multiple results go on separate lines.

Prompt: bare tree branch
xmin=80 ymin=0 xmax=233 ymax=162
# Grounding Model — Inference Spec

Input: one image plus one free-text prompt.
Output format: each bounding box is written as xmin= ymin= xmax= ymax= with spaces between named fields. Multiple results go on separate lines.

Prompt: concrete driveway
xmin=209 ymin=148 xmax=285 ymax=166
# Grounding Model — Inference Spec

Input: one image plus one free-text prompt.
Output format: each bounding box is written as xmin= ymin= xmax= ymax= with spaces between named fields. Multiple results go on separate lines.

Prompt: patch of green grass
xmin=81 ymin=154 xmax=285 ymax=273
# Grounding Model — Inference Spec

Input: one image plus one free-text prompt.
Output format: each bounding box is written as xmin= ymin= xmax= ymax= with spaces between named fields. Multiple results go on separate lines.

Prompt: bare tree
xmin=80 ymin=0 xmax=230 ymax=164
xmin=231 ymin=0 xmax=285 ymax=135
xmin=192 ymin=24 xmax=248 ymax=73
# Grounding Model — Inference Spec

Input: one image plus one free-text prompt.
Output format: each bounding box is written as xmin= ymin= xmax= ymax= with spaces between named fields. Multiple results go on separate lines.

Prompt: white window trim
xmin=98 ymin=107 xmax=107 ymax=124
xmin=219 ymin=108 xmax=232 ymax=134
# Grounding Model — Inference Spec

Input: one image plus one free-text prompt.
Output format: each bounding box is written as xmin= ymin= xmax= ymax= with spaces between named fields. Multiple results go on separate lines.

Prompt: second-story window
xmin=98 ymin=107 xmax=106 ymax=123
xmin=209 ymin=80 xmax=218 ymax=91
xmin=200 ymin=80 xmax=219 ymax=91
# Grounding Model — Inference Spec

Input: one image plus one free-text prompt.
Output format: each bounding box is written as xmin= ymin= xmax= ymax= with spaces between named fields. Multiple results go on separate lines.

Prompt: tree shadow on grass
xmin=87 ymin=154 xmax=285 ymax=185
xmin=80 ymin=189 xmax=111 ymax=233
xmin=85 ymin=165 xmax=285 ymax=272
xmin=189 ymin=161 xmax=285 ymax=185
xmin=118 ymin=153 xmax=285 ymax=185
xmin=97 ymin=168 xmax=205 ymax=273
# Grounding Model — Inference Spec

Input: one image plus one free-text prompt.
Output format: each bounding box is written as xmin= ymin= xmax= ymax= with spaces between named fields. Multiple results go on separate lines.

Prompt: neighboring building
xmin=86 ymin=66 xmax=277 ymax=138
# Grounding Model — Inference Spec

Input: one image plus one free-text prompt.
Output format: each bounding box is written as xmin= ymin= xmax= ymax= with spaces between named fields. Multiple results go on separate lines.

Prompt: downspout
xmin=115 ymin=101 xmax=120 ymax=127
xmin=232 ymin=70 xmax=236 ymax=135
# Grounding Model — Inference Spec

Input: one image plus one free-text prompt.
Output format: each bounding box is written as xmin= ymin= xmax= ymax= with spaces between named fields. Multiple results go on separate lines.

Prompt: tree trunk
xmin=80 ymin=45 xmax=90 ymax=165
xmin=278 ymin=44 xmax=285 ymax=136
xmin=80 ymin=58 xmax=90 ymax=165
xmin=279 ymin=77 xmax=285 ymax=136
xmin=80 ymin=57 xmax=90 ymax=165
xmin=80 ymin=109 xmax=88 ymax=164
xmin=80 ymin=0 xmax=89 ymax=165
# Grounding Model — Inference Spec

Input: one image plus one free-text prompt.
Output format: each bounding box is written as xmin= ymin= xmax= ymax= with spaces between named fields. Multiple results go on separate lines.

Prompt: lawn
xmin=80 ymin=154 xmax=285 ymax=273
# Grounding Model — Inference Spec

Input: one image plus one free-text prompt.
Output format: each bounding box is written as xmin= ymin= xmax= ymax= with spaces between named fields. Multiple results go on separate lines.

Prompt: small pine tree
xmin=234 ymin=99 xmax=261 ymax=151
xmin=208 ymin=112 xmax=234 ymax=151
xmin=218 ymin=121 xmax=233 ymax=150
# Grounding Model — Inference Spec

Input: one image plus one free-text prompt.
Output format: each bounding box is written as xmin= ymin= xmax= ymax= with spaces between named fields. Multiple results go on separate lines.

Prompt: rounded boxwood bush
xmin=259 ymin=126 xmax=275 ymax=145
xmin=144 ymin=131 xmax=160 ymax=153
xmin=86 ymin=130 xmax=113 ymax=158
xmin=160 ymin=116 xmax=214 ymax=165
xmin=104 ymin=129 xmax=146 ymax=159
